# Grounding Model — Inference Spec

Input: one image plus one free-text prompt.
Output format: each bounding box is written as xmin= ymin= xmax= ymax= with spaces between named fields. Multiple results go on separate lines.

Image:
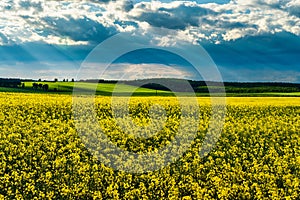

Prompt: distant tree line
xmin=62 ymin=79 xmax=74 ymax=82
xmin=29 ymin=78 xmax=75 ymax=83
xmin=123 ymin=78 xmax=300 ymax=93
xmin=0 ymin=78 xmax=21 ymax=88
xmin=79 ymin=79 xmax=118 ymax=83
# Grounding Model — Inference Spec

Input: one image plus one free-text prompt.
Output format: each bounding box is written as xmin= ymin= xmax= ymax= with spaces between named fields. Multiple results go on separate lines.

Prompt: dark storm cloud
xmin=133 ymin=4 xmax=216 ymax=30
xmin=42 ymin=16 xmax=117 ymax=44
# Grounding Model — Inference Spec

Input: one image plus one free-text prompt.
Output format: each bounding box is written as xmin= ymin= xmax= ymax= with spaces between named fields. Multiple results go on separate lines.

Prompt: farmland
xmin=0 ymin=92 xmax=299 ymax=199
xmin=1 ymin=81 xmax=300 ymax=97
xmin=3 ymin=82 xmax=172 ymax=96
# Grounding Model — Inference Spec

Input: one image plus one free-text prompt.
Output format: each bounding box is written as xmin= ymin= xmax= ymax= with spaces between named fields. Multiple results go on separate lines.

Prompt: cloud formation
xmin=0 ymin=0 xmax=299 ymax=45
xmin=0 ymin=0 xmax=299 ymax=82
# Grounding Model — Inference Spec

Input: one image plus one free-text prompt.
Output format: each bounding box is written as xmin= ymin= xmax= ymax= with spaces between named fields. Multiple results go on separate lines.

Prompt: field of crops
xmin=20 ymin=82 xmax=173 ymax=96
xmin=2 ymin=81 xmax=300 ymax=97
xmin=0 ymin=93 xmax=299 ymax=199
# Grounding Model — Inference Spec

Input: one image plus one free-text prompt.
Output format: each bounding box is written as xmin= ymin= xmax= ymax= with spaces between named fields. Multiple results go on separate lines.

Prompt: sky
xmin=0 ymin=0 xmax=299 ymax=82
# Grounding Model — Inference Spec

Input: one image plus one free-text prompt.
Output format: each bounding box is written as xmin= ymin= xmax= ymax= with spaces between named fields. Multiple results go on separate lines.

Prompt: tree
xmin=63 ymin=79 xmax=65 ymax=82
xmin=54 ymin=78 xmax=58 ymax=82
xmin=43 ymin=84 xmax=49 ymax=91
xmin=32 ymin=83 xmax=38 ymax=90
xmin=21 ymin=83 xmax=25 ymax=89
xmin=71 ymin=78 xmax=74 ymax=82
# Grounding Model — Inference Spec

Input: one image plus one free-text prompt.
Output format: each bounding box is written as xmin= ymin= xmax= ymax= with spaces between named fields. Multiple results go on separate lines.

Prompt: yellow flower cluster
xmin=0 ymin=93 xmax=299 ymax=199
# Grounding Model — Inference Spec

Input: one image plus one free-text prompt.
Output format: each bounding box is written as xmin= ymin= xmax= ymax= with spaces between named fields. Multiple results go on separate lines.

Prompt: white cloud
xmin=0 ymin=0 xmax=299 ymax=46
xmin=122 ymin=0 xmax=300 ymax=44
xmin=113 ymin=63 xmax=192 ymax=80
xmin=76 ymin=63 xmax=192 ymax=80
xmin=0 ymin=0 xmax=120 ymax=45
